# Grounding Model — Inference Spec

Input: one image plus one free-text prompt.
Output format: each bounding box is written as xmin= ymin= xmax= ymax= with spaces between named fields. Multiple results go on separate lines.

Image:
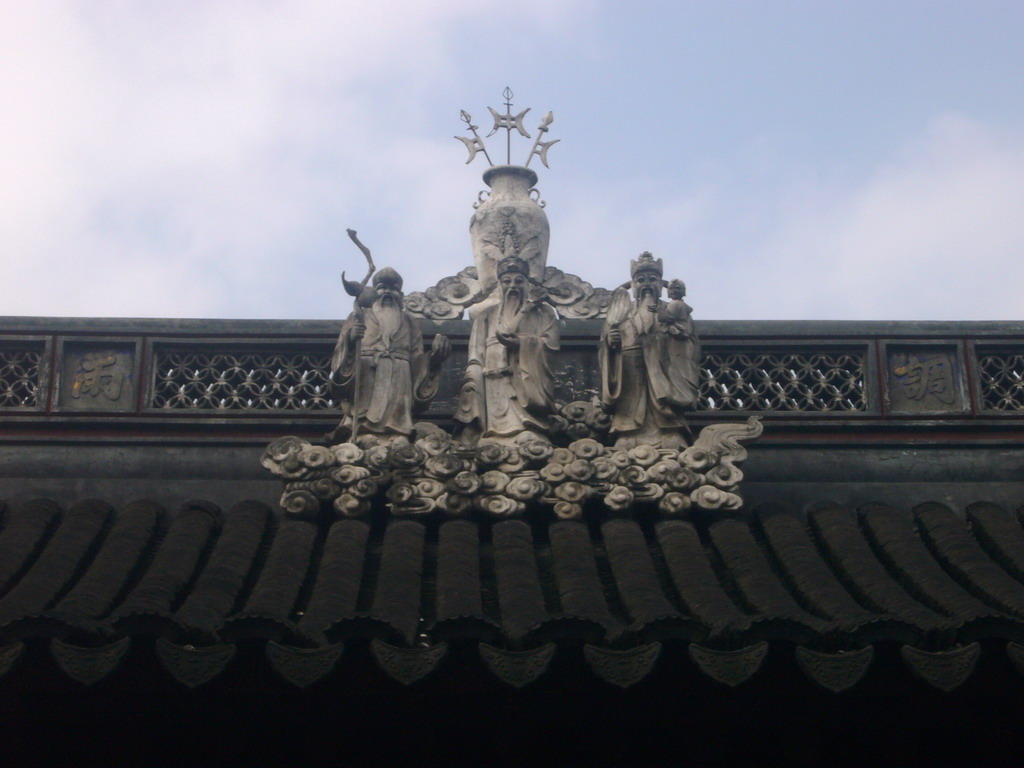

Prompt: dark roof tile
xmin=653 ymin=520 xmax=749 ymax=636
xmin=915 ymin=502 xmax=1024 ymax=618
xmin=0 ymin=500 xmax=109 ymax=632
xmin=756 ymin=504 xmax=879 ymax=628
xmin=223 ymin=516 xmax=318 ymax=641
xmin=48 ymin=500 xmax=161 ymax=623
xmin=548 ymin=521 xmax=621 ymax=638
xmin=174 ymin=500 xmax=273 ymax=636
xmin=370 ymin=519 xmax=427 ymax=645
xmin=708 ymin=517 xmax=828 ymax=638
xmin=432 ymin=520 xmax=493 ymax=639
xmin=491 ymin=520 xmax=548 ymax=643
xmin=601 ymin=519 xmax=680 ymax=631
xmin=807 ymin=503 xmax=945 ymax=633
xmin=860 ymin=503 xmax=996 ymax=623
xmin=2 ymin=497 xmax=1024 ymax=690
xmin=0 ymin=499 xmax=60 ymax=598
xmin=967 ymin=501 xmax=1024 ymax=583
xmin=297 ymin=518 xmax=369 ymax=640
xmin=109 ymin=502 xmax=220 ymax=634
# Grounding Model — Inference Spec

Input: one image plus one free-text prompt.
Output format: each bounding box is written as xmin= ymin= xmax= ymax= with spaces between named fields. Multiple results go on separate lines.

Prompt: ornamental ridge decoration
xmin=261 ymin=91 xmax=764 ymax=523
xmin=262 ymin=417 xmax=763 ymax=522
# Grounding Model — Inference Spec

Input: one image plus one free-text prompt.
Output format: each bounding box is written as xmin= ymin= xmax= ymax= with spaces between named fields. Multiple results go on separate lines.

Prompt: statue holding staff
xmin=328 ymin=232 xmax=450 ymax=445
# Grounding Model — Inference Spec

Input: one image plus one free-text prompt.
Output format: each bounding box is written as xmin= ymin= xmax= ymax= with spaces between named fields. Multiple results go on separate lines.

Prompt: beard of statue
xmin=498 ymin=286 xmax=523 ymax=335
xmin=377 ymin=294 xmax=402 ymax=344
xmin=637 ymin=289 xmax=658 ymax=333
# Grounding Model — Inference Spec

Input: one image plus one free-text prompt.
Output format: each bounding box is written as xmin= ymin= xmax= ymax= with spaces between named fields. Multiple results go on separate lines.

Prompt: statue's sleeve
xmin=599 ymin=288 xmax=630 ymax=407
xmin=538 ymin=306 xmax=560 ymax=351
xmin=410 ymin=318 xmax=441 ymax=413
xmin=454 ymin=311 xmax=486 ymax=428
xmin=512 ymin=306 xmax=559 ymax=413
xmin=599 ymin=323 xmax=622 ymax=407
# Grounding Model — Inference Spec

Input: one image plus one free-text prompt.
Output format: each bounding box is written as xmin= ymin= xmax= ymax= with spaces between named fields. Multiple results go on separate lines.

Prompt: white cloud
xmin=1 ymin=3 xmax=1021 ymax=323
xmin=0 ymin=0 xmax=590 ymax=318
xmin=547 ymin=114 xmax=1024 ymax=321
xmin=757 ymin=114 xmax=1024 ymax=320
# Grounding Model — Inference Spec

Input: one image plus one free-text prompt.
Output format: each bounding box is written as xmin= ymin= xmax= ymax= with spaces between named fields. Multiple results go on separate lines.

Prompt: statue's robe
xmin=599 ymin=289 xmax=701 ymax=445
xmin=456 ymin=299 xmax=559 ymax=443
xmin=330 ymin=303 xmax=440 ymax=439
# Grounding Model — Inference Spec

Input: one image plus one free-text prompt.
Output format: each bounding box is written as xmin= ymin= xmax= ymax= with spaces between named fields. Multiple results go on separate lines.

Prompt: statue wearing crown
xmin=599 ymin=252 xmax=702 ymax=448
xmin=455 ymin=254 xmax=560 ymax=446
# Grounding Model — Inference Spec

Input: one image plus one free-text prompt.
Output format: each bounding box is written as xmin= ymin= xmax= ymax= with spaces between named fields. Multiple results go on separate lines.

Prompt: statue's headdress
xmin=372 ymin=266 xmax=403 ymax=290
xmin=497 ymin=255 xmax=530 ymax=279
xmin=630 ymin=251 xmax=663 ymax=279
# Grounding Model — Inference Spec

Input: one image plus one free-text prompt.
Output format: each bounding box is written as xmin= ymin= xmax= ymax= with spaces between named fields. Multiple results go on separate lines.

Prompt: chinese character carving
xmin=72 ymin=352 xmax=126 ymax=401
xmin=893 ymin=354 xmax=956 ymax=405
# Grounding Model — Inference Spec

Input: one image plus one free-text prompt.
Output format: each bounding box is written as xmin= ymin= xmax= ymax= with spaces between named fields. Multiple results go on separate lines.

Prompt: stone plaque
xmin=887 ymin=346 xmax=965 ymax=414
xmin=60 ymin=342 xmax=136 ymax=411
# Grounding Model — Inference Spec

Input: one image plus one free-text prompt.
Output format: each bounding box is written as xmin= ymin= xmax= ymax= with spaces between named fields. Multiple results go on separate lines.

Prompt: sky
xmin=3 ymin=0 xmax=1024 ymax=321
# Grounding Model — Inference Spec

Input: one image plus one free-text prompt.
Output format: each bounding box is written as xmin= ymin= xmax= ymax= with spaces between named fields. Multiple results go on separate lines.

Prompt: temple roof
xmin=1 ymin=316 xmax=1023 ymax=763
xmin=3 ymin=496 xmax=1024 ymax=693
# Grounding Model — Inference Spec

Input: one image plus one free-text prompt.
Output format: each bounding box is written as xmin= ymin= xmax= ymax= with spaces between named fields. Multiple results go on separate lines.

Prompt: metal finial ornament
xmin=525 ymin=111 xmax=560 ymax=169
xmin=487 ymin=86 xmax=531 ymax=164
xmin=455 ymin=110 xmax=493 ymax=166
xmin=456 ymin=89 xmax=557 ymax=168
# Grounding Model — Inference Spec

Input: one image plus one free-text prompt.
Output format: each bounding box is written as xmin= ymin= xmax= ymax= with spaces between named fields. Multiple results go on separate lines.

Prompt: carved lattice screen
xmin=0 ymin=344 xmax=43 ymax=408
xmin=152 ymin=350 xmax=334 ymax=410
xmin=698 ymin=350 xmax=866 ymax=412
xmin=977 ymin=351 xmax=1024 ymax=411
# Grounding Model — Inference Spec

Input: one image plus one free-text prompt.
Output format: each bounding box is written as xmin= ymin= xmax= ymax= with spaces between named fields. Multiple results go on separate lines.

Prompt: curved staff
xmin=342 ymin=228 xmax=376 ymax=442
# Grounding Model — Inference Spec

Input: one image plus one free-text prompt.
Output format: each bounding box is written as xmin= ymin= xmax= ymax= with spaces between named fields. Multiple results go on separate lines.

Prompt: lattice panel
xmin=698 ymin=350 xmax=866 ymax=412
xmin=150 ymin=346 xmax=870 ymax=413
xmin=977 ymin=351 xmax=1024 ymax=411
xmin=0 ymin=346 xmax=43 ymax=408
xmin=152 ymin=350 xmax=334 ymax=410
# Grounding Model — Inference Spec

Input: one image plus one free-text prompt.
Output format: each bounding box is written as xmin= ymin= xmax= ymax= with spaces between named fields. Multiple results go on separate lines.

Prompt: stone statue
xmin=455 ymin=255 xmax=559 ymax=446
xmin=599 ymin=253 xmax=701 ymax=448
xmin=328 ymin=267 xmax=450 ymax=445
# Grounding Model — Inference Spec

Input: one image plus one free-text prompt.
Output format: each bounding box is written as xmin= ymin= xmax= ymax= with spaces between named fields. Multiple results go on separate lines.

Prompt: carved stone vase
xmin=470 ymin=165 xmax=549 ymax=294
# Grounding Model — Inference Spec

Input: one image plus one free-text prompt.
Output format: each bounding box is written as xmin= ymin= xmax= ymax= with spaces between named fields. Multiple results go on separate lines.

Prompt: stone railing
xmin=2 ymin=318 xmax=1022 ymax=429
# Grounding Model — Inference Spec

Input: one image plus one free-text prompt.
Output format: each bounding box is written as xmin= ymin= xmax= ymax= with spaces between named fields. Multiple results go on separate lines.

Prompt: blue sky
xmin=3 ymin=1 xmax=1023 ymax=320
